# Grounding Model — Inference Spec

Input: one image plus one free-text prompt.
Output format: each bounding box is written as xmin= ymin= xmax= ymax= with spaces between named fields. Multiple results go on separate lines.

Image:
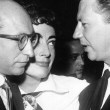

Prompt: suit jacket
xmin=79 ymin=80 xmax=110 ymax=110
xmin=79 ymin=81 xmax=97 ymax=110
xmin=0 ymin=81 xmax=24 ymax=110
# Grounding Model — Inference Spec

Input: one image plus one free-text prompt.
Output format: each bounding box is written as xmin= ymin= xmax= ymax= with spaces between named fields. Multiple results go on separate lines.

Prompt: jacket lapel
xmin=0 ymin=96 xmax=6 ymax=110
xmin=79 ymin=81 xmax=97 ymax=110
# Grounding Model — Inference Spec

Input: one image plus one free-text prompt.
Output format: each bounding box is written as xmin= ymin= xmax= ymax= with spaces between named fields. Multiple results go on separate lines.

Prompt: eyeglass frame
xmin=0 ymin=33 xmax=39 ymax=51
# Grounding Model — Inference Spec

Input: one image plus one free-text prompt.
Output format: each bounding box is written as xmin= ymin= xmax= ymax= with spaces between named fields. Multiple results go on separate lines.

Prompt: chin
xmin=87 ymin=51 xmax=96 ymax=61
xmin=11 ymin=68 xmax=25 ymax=76
xmin=41 ymin=73 xmax=49 ymax=79
xmin=27 ymin=69 xmax=50 ymax=79
xmin=39 ymin=70 xmax=50 ymax=78
xmin=33 ymin=72 xmax=49 ymax=79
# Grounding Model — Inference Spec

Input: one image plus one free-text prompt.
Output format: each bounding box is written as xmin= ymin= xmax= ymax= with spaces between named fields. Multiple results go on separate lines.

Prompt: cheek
xmin=1 ymin=40 xmax=20 ymax=58
xmin=0 ymin=51 xmax=13 ymax=74
xmin=85 ymin=28 xmax=105 ymax=49
xmin=50 ymin=47 xmax=55 ymax=60
xmin=0 ymin=53 xmax=9 ymax=65
xmin=0 ymin=47 xmax=13 ymax=64
xmin=49 ymin=49 xmax=55 ymax=69
xmin=74 ymin=61 xmax=79 ymax=68
xmin=92 ymin=32 xmax=109 ymax=52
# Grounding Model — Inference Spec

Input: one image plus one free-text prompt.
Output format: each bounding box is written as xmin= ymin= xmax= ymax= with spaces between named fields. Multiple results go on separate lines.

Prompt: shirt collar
xmin=0 ymin=73 xmax=5 ymax=86
xmin=102 ymin=63 xmax=110 ymax=76
xmin=20 ymin=74 xmax=69 ymax=94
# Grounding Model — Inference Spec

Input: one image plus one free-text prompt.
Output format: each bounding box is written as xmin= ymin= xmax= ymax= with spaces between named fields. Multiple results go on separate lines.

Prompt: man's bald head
xmin=0 ymin=0 xmax=33 ymax=34
xmin=0 ymin=0 xmax=28 ymax=17
xmin=0 ymin=0 xmax=35 ymax=76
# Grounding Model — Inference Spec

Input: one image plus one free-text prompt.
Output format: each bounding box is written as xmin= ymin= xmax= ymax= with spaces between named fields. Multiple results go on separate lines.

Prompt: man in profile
xmin=73 ymin=0 xmax=110 ymax=109
xmin=0 ymin=0 xmax=38 ymax=110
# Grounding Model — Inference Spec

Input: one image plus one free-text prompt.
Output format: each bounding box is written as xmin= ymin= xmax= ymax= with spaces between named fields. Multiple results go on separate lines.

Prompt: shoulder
xmin=79 ymin=82 xmax=97 ymax=110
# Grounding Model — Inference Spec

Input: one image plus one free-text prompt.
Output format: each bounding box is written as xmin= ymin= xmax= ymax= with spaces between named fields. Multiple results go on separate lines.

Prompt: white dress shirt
xmin=101 ymin=63 xmax=110 ymax=108
xmin=20 ymin=74 xmax=89 ymax=110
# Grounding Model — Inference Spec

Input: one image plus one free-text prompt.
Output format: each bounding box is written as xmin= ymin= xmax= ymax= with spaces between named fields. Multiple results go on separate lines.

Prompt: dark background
xmin=16 ymin=0 xmax=80 ymax=40
xmin=35 ymin=0 xmax=79 ymax=40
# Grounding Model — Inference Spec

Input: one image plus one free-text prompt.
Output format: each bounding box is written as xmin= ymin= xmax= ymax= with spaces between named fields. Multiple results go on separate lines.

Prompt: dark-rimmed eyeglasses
xmin=0 ymin=33 xmax=39 ymax=51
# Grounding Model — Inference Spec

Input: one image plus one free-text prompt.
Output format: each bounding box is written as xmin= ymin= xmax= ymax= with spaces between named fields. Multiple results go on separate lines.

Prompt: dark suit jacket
xmin=0 ymin=81 xmax=24 ymax=110
xmin=79 ymin=80 xmax=110 ymax=110
xmin=79 ymin=81 xmax=97 ymax=110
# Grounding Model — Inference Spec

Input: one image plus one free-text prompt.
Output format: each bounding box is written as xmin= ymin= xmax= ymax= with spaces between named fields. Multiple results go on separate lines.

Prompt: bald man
xmin=0 ymin=0 xmax=38 ymax=110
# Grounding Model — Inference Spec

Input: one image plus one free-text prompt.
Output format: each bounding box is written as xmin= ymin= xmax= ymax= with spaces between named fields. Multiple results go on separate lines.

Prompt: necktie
xmin=22 ymin=92 xmax=43 ymax=110
xmin=1 ymin=80 xmax=12 ymax=110
xmin=0 ymin=79 xmax=12 ymax=110
xmin=91 ymin=69 xmax=110 ymax=110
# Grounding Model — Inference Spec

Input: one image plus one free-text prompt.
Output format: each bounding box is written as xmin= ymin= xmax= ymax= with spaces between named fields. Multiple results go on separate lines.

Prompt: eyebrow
xmin=36 ymin=33 xmax=56 ymax=39
xmin=49 ymin=35 xmax=56 ymax=39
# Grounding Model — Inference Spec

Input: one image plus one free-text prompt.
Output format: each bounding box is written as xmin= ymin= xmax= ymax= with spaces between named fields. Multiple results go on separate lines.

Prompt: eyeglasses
xmin=0 ymin=33 xmax=39 ymax=51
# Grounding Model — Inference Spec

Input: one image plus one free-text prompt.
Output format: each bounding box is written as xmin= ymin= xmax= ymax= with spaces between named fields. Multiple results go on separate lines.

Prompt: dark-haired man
xmin=73 ymin=0 xmax=110 ymax=109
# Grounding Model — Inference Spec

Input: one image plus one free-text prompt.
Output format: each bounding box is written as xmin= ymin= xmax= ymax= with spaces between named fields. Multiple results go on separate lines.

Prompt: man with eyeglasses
xmin=0 ymin=0 xmax=38 ymax=110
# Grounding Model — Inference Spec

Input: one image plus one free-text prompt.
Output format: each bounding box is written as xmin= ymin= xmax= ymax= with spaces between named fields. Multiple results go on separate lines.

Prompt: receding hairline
xmin=79 ymin=0 xmax=101 ymax=13
xmin=0 ymin=0 xmax=30 ymax=25
xmin=0 ymin=0 xmax=33 ymax=33
xmin=0 ymin=1 xmax=29 ymax=19
xmin=79 ymin=0 xmax=109 ymax=23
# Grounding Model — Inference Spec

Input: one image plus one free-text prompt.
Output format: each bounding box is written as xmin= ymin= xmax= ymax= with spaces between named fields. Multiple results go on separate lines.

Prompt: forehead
xmin=33 ymin=24 xmax=55 ymax=38
xmin=69 ymin=41 xmax=83 ymax=53
xmin=0 ymin=10 xmax=33 ymax=35
xmin=78 ymin=0 xmax=97 ymax=20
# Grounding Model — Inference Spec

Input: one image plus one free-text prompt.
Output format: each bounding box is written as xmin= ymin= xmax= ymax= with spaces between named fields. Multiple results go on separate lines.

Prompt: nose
xmin=77 ymin=55 xmax=84 ymax=66
xmin=39 ymin=43 xmax=51 ymax=58
xmin=79 ymin=55 xmax=84 ymax=65
xmin=22 ymin=39 xmax=34 ymax=57
xmin=73 ymin=23 xmax=83 ymax=39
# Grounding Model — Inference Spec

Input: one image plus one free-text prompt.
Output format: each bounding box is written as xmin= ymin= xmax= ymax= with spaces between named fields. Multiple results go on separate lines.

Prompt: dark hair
xmin=98 ymin=0 xmax=110 ymax=12
xmin=21 ymin=3 xmax=61 ymax=36
xmin=95 ymin=0 xmax=110 ymax=23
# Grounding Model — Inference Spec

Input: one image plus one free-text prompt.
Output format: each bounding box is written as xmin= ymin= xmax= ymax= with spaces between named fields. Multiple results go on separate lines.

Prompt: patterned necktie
xmin=91 ymin=69 xmax=110 ymax=110
xmin=22 ymin=92 xmax=43 ymax=110
xmin=0 ymin=80 xmax=12 ymax=110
